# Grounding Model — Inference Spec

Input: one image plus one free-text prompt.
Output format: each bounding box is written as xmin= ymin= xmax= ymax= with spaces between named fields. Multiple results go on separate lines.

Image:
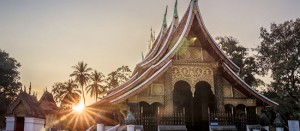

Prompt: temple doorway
xmin=193 ymin=81 xmax=216 ymax=131
xmin=173 ymin=81 xmax=193 ymax=126
xmin=173 ymin=81 xmax=216 ymax=131
xmin=138 ymin=102 xmax=163 ymax=131
xmin=15 ymin=117 xmax=24 ymax=131
xmin=139 ymin=102 xmax=162 ymax=117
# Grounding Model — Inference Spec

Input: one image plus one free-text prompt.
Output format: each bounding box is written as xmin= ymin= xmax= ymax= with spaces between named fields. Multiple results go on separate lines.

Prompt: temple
xmin=90 ymin=0 xmax=278 ymax=130
xmin=5 ymin=88 xmax=59 ymax=131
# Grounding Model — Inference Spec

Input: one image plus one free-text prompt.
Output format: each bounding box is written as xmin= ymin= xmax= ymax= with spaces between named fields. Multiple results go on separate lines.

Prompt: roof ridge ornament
xmin=29 ymin=82 xmax=32 ymax=95
xmin=174 ymin=0 xmax=179 ymax=28
xmin=141 ymin=52 xmax=144 ymax=60
xmin=148 ymin=28 xmax=155 ymax=51
xmin=163 ymin=6 xmax=168 ymax=34
xmin=174 ymin=0 xmax=178 ymax=18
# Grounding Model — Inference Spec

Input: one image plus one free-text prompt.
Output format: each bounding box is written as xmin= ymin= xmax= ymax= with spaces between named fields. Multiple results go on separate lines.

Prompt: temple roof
xmin=6 ymin=90 xmax=59 ymax=118
xmin=91 ymin=0 xmax=278 ymax=107
xmin=222 ymin=63 xmax=278 ymax=107
xmin=39 ymin=90 xmax=59 ymax=114
xmin=6 ymin=91 xmax=45 ymax=118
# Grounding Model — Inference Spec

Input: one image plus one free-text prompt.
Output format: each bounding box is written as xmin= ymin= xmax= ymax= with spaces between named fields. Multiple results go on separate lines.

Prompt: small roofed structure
xmin=39 ymin=90 xmax=59 ymax=113
xmin=39 ymin=90 xmax=60 ymax=130
xmin=5 ymin=88 xmax=60 ymax=131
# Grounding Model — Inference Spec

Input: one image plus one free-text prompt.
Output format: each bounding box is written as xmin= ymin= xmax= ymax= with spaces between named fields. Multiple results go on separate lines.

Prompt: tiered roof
xmin=6 ymin=91 xmax=45 ymax=118
xmin=6 ymin=90 xmax=59 ymax=118
xmin=92 ymin=0 xmax=278 ymax=107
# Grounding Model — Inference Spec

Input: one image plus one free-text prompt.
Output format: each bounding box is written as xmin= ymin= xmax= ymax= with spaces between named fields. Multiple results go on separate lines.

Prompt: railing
xmin=133 ymin=106 xmax=259 ymax=131
xmin=209 ymin=112 xmax=259 ymax=131
xmin=134 ymin=109 xmax=186 ymax=131
xmin=209 ymin=112 xmax=235 ymax=125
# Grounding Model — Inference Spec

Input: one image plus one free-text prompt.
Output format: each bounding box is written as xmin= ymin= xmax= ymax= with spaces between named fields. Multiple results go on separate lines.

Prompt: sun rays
xmin=72 ymin=100 xmax=85 ymax=113
xmin=49 ymin=103 xmax=116 ymax=130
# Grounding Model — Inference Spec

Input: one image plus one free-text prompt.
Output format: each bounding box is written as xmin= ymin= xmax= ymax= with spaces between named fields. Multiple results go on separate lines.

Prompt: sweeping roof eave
xmin=104 ymin=1 xmax=194 ymax=102
xmin=193 ymin=1 xmax=240 ymax=72
xmin=110 ymin=60 xmax=173 ymax=104
xmin=222 ymin=63 xmax=278 ymax=107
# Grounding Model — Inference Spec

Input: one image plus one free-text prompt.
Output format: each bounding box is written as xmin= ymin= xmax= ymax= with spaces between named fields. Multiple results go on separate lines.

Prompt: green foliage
xmin=256 ymin=18 xmax=300 ymax=118
xmin=0 ymin=49 xmax=22 ymax=128
xmin=52 ymin=64 xmax=132 ymax=108
xmin=106 ymin=65 xmax=132 ymax=89
xmin=216 ymin=36 xmax=264 ymax=88
xmin=70 ymin=61 xmax=92 ymax=105
xmin=0 ymin=49 xmax=22 ymax=100
xmin=86 ymin=70 xmax=106 ymax=101
xmin=51 ymin=79 xmax=81 ymax=109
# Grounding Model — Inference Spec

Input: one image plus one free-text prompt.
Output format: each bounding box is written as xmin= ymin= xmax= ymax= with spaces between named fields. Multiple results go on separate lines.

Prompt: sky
xmin=1 ymin=0 xmax=300 ymax=105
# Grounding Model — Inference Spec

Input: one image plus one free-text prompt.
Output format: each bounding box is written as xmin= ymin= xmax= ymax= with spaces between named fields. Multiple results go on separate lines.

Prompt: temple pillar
xmin=5 ymin=117 xmax=15 ymax=131
xmin=97 ymin=124 xmax=105 ymax=131
xmin=164 ymin=68 xmax=174 ymax=116
xmin=214 ymin=68 xmax=225 ymax=112
xmin=24 ymin=117 xmax=45 ymax=131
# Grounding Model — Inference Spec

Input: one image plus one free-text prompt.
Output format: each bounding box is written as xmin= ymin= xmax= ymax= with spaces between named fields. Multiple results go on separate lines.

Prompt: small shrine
xmin=5 ymin=87 xmax=59 ymax=131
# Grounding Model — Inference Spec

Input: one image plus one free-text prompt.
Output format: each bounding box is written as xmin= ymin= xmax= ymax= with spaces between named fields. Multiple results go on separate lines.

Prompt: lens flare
xmin=72 ymin=100 xmax=84 ymax=113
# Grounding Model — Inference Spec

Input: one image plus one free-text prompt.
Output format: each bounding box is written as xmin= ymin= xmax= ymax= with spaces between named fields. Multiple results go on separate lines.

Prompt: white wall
xmin=24 ymin=117 xmax=45 ymax=131
xmin=5 ymin=116 xmax=45 ymax=131
xmin=5 ymin=117 xmax=15 ymax=131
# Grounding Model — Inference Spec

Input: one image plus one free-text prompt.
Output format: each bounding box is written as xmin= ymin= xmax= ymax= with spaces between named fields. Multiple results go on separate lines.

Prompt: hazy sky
xmin=1 ymin=0 xmax=299 ymax=105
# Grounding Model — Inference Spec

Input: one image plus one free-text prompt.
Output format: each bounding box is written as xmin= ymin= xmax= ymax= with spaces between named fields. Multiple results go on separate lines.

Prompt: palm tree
xmin=70 ymin=61 xmax=92 ymax=106
xmin=61 ymin=79 xmax=81 ymax=109
xmin=52 ymin=79 xmax=81 ymax=109
xmin=86 ymin=70 xmax=105 ymax=102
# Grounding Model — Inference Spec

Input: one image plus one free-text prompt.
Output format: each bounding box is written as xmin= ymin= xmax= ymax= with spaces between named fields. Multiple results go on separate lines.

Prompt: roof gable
xmin=6 ymin=91 xmax=45 ymax=118
xmin=39 ymin=91 xmax=59 ymax=114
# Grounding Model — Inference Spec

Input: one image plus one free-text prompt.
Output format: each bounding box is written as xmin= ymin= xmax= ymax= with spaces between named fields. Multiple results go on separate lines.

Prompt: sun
xmin=72 ymin=100 xmax=85 ymax=113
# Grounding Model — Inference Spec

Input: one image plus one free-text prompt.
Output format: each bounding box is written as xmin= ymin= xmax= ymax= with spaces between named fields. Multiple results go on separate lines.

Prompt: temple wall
xmin=171 ymin=63 xmax=216 ymax=95
xmin=163 ymin=68 xmax=174 ymax=115
xmin=5 ymin=117 xmax=45 ymax=131
xmin=24 ymin=117 xmax=45 ymax=131
xmin=223 ymin=78 xmax=234 ymax=98
xmin=224 ymin=98 xmax=256 ymax=107
xmin=127 ymin=44 xmax=261 ymax=116
xmin=128 ymin=71 xmax=166 ymax=106
xmin=214 ymin=68 xmax=225 ymax=112
xmin=5 ymin=117 xmax=14 ymax=131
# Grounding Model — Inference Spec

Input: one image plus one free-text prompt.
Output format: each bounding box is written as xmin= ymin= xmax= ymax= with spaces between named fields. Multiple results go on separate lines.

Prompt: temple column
xmin=214 ymin=68 xmax=225 ymax=112
xmin=164 ymin=68 xmax=174 ymax=116
xmin=5 ymin=117 xmax=15 ymax=131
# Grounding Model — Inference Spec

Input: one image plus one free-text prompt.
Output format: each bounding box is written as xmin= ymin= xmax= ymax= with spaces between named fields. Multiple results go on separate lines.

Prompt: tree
xmin=86 ymin=70 xmax=105 ymax=102
xmin=70 ymin=61 xmax=92 ymax=106
xmin=52 ymin=82 xmax=65 ymax=103
xmin=0 ymin=49 xmax=22 ymax=128
xmin=216 ymin=36 xmax=264 ymax=88
xmin=106 ymin=65 xmax=132 ymax=89
xmin=51 ymin=79 xmax=81 ymax=109
xmin=256 ymin=18 xmax=300 ymax=118
xmin=0 ymin=49 xmax=22 ymax=99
